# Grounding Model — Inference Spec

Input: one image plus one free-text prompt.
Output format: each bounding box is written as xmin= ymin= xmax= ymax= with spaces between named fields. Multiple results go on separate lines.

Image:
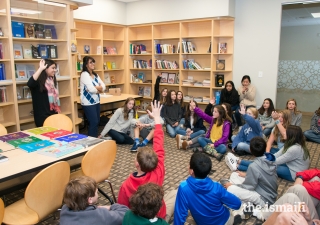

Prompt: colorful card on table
xmin=7 ymin=136 xmax=42 ymax=148
xmin=27 ymin=127 xmax=58 ymax=135
xmin=37 ymin=142 xmax=84 ymax=158
xmin=55 ymin=134 xmax=87 ymax=142
xmin=41 ymin=129 xmax=72 ymax=139
xmin=0 ymin=132 xmax=29 ymax=142
xmin=19 ymin=140 xmax=55 ymax=153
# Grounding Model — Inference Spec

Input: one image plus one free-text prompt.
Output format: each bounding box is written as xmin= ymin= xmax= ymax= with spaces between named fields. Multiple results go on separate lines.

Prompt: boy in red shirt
xmin=117 ymin=101 xmax=176 ymax=222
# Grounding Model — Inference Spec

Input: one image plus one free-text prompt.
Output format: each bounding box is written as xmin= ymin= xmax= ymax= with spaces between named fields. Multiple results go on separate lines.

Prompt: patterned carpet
xmin=2 ymin=120 xmax=319 ymax=225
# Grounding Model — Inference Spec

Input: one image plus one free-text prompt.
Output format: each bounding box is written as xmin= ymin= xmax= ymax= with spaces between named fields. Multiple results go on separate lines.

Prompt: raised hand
xmin=39 ymin=59 xmax=47 ymax=71
xmin=210 ymin=97 xmax=216 ymax=105
xmin=271 ymin=111 xmax=279 ymax=120
xmin=238 ymin=104 xmax=246 ymax=115
xmin=147 ymin=100 xmax=163 ymax=124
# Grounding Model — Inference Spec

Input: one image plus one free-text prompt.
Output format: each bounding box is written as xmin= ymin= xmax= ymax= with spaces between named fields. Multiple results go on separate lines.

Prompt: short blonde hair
xmin=247 ymin=107 xmax=258 ymax=118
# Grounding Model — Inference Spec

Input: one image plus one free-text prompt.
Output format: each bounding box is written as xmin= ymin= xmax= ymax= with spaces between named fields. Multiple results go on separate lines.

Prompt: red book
xmin=41 ymin=129 xmax=72 ymax=139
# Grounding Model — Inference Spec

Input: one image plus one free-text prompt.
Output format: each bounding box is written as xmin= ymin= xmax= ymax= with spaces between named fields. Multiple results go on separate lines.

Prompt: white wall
xmin=73 ymin=0 xmax=126 ymax=25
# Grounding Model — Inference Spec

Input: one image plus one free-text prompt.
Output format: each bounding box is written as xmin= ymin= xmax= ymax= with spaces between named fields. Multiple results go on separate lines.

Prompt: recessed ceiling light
xmin=311 ymin=12 xmax=320 ymax=18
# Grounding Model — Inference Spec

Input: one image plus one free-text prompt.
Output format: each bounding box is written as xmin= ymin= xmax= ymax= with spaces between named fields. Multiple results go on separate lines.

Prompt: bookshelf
xmin=127 ymin=18 xmax=234 ymax=110
xmin=0 ymin=0 xmax=79 ymax=132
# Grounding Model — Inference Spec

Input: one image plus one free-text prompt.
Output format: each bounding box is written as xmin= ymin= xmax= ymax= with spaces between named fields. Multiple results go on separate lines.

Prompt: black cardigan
xmin=185 ymin=116 xmax=206 ymax=133
xmin=220 ymin=89 xmax=240 ymax=107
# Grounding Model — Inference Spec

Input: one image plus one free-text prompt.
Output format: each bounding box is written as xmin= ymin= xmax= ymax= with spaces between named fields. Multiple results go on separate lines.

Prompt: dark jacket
xmin=220 ymin=81 xmax=240 ymax=107
xmin=184 ymin=116 xmax=206 ymax=133
xmin=153 ymin=76 xmax=161 ymax=102
xmin=163 ymin=103 xmax=181 ymax=125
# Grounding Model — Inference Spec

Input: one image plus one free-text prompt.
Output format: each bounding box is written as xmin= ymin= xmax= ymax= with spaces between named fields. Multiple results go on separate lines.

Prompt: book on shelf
xmin=19 ymin=140 xmax=55 ymax=153
xmin=72 ymin=137 xmax=104 ymax=148
xmin=0 ymin=132 xmax=30 ymax=142
xmin=184 ymin=95 xmax=192 ymax=101
xmin=23 ymin=47 xmax=32 ymax=59
xmin=84 ymin=45 xmax=90 ymax=54
xmin=97 ymin=45 xmax=102 ymax=54
xmin=38 ymin=44 xmax=48 ymax=59
xmin=34 ymin=23 xmax=44 ymax=39
xmin=104 ymin=47 xmax=117 ymax=55
xmin=55 ymin=133 xmax=88 ymax=142
xmin=0 ymin=64 xmax=5 ymax=80
xmin=155 ymin=60 xmax=178 ymax=69
xmin=46 ymin=45 xmax=58 ymax=59
xmin=37 ymin=142 xmax=84 ymax=158
xmin=106 ymin=61 xmax=112 ymax=70
xmin=110 ymin=75 xmax=116 ymax=84
xmin=130 ymin=44 xmax=147 ymax=54
xmin=138 ymin=86 xmax=144 ymax=96
xmin=137 ymin=72 xmax=146 ymax=83
xmin=215 ymin=74 xmax=224 ymax=87
xmin=168 ymin=73 xmax=176 ymax=84
xmin=175 ymin=73 xmax=179 ymax=84
xmin=31 ymin=45 xmax=41 ymax=59
xmin=16 ymin=64 xmax=27 ymax=79
xmin=7 ymin=136 xmax=42 ymax=148
xmin=27 ymin=127 xmax=58 ymax=135
xmin=218 ymin=43 xmax=227 ymax=53
xmin=194 ymin=97 xmax=203 ymax=102
xmin=11 ymin=21 xmax=25 ymax=38
xmin=41 ymin=129 xmax=73 ymax=139
xmin=0 ymin=87 xmax=7 ymax=103
xmin=103 ymin=47 xmax=107 ymax=54
xmin=216 ymin=60 xmax=225 ymax=70
xmin=202 ymin=79 xmax=211 ymax=87
xmin=44 ymin=29 xmax=52 ymax=39
xmin=104 ymin=72 xmax=111 ymax=84
xmin=71 ymin=40 xmax=77 ymax=53
xmin=111 ymin=62 xmax=116 ymax=69
xmin=207 ymin=41 xmax=211 ymax=53
xmin=13 ymin=44 xmax=23 ymax=59
xmin=143 ymin=86 xmax=151 ymax=97
xmin=194 ymin=82 xmax=203 ymax=87
xmin=0 ymin=42 xmax=3 ymax=59
xmin=44 ymin=25 xmax=57 ymax=39
xmin=215 ymin=91 xmax=221 ymax=104
xmin=160 ymin=72 xmax=168 ymax=83
xmin=22 ymin=86 xmax=31 ymax=99
xmin=177 ymin=41 xmax=180 ymax=53
xmin=202 ymin=96 xmax=210 ymax=103
xmin=131 ymin=73 xmax=137 ymax=83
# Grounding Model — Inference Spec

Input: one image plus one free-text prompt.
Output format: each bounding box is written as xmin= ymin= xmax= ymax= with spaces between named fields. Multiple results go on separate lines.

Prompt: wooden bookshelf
xmin=0 ymin=0 xmax=79 ymax=132
xmin=127 ymin=18 xmax=234 ymax=110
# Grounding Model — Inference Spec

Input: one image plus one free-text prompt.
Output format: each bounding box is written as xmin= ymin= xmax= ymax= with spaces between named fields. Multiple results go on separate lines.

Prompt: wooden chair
xmin=3 ymin=161 xmax=70 ymax=225
xmin=0 ymin=198 xmax=4 ymax=224
xmin=43 ymin=114 xmax=73 ymax=132
xmin=70 ymin=140 xmax=117 ymax=204
xmin=0 ymin=124 xmax=7 ymax=135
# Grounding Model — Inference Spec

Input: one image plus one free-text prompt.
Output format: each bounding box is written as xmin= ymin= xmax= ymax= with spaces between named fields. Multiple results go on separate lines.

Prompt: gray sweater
xmin=60 ymin=203 xmax=128 ymax=225
xmin=258 ymin=112 xmax=275 ymax=129
xmin=237 ymin=155 xmax=278 ymax=205
xmin=100 ymin=108 xmax=134 ymax=137
xmin=291 ymin=112 xmax=302 ymax=126
xmin=132 ymin=114 xmax=164 ymax=130
xmin=274 ymin=144 xmax=310 ymax=179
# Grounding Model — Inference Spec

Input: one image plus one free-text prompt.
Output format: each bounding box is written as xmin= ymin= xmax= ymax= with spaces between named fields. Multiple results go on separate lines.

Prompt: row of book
xmin=133 ymin=59 xmax=152 ymax=69
xmin=194 ymin=79 xmax=211 ymax=87
xmin=0 ymin=87 xmax=7 ymax=103
xmin=103 ymin=61 xmax=117 ymax=70
xmin=129 ymin=44 xmax=148 ymax=54
xmin=154 ymin=43 xmax=176 ymax=54
xmin=17 ymin=86 xmax=31 ymax=100
xmin=15 ymin=64 xmax=60 ymax=80
xmin=180 ymin=41 xmax=197 ymax=54
xmin=0 ymin=64 xmax=6 ymax=80
xmin=182 ymin=59 xmax=204 ymax=70
xmin=103 ymin=72 xmax=116 ymax=84
xmin=12 ymin=21 xmax=57 ymax=39
xmin=131 ymin=72 xmax=151 ymax=83
xmin=183 ymin=96 xmax=214 ymax=103
xmin=138 ymin=86 xmax=151 ymax=97
xmin=103 ymin=46 xmax=118 ymax=55
xmin=160 ymin=72 xmax=179 ymax=84
xmin=155 ymin=60 xmax=179 ymax=70
xmin=13 ymin=44 xmax=58 ymax=59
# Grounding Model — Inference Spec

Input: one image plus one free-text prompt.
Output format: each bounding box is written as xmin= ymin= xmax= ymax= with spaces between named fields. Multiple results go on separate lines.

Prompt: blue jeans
xmin=270 ymin=147 xmax=279 ymax=154
xmin=108 ymin=129 xmax=134 ymax=144
xmin=263 ymin=128 xmax=273 ymax=136
xmin=179 ymin=118 xmax=185 ymax=127
xmin=166 ymin=124 xmax=180 ymax=138
xmin=82 ymin=103 xmax=100 ymax=137
xmin=237 ymin=159 xmax=253 ymax=171
xmin=176 ymin=129 xmax=205 ymax=139
xmin=304 ymin=130 xmax=320 ymax=144
xmin=277 ymin=164 xmax=293 ymax=181
xmin=197 ymin=137 xmax=227 ymax=154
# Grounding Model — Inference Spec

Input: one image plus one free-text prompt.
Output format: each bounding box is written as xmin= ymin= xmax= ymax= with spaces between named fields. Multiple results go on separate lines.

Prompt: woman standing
xmin=27 ymin=59 xmax=60 ymax=127
xmin=286 ymin=98 xmax=302 ymax=126
xmin=80 ymin=56 xmax=105 ymax=137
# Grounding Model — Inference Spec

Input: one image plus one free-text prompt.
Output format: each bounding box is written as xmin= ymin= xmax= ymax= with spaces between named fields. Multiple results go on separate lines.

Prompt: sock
xmin=142 ymin=139 xmax=149 ymax=145
xmin=135 ymin=138 xmax=139 ymax=144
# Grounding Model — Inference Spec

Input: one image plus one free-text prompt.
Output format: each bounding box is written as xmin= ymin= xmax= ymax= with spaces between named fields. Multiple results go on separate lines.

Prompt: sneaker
xmin=181 ymin=140 xmax=188 ymax=150
xmin=227 ymin=143 xmax=233 ymax=149
xmin=219 ymin=178 xmax=230 ymax=186
xmin=138 ymin=142 xmax=147 ymax=148
xmin=252 ymin=208 xmax=265 ymax=221
xmin=192 ymin=147 xmax=203 ymax=152
xmin=175 ymin=135 xmax=182 ymax=149
xmin=233 ymin=214 xmax=242 ymax=225
xmin=225 ymin=153 xmax=238 ymax=171
xmin=130 ymin=142 xmax=139 ymax=152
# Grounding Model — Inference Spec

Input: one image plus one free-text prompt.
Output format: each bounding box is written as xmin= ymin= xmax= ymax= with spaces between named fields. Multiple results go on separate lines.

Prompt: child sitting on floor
xmin=60 ymin=176 xmax=128 ymax=225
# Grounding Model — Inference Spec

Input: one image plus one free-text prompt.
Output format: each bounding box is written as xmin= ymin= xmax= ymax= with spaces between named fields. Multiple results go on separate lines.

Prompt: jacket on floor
xmin=296 ymin=169 xmax=320 ymax=200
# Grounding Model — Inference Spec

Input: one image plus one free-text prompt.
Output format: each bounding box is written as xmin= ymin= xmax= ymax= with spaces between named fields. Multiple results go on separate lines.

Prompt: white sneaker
xmin=175 ymin=135 xmax=182 ymax=149
xmin=253 ymin=208 xmax=265 ymax=221
xmin=225 ymin=153 xmax=238 ymax=171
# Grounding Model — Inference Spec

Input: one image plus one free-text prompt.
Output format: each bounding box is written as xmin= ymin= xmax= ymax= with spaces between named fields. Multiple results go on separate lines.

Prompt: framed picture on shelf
xmin=168 ymin=73 xmax=176 ymax=84
xmin=161 ymin=72 xmax=168 ymax=83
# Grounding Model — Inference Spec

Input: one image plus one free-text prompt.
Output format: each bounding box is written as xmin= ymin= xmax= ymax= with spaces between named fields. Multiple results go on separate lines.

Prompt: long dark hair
xmin=165 ymin=90 xmax=177 ymax=106
xmin=185 ymin=101 xmax=199 ymax=126
xmin=224 ymin=81 xmax=236 ymax=93
xmin=258 ymin=98 xmax=275 ymax=117
xmin=38 ymin=59 xmax=57 ymax=92
xmin=160 ymin=88 xmax=167 ymax=104
xmin=122 ymin=97 xmax=136 ymax=120
xmin=177 ymin=91 xmax=185 ymax=108
xmin=221 ymin=102 xmax=232 ymax=119
xmin=81 ymin=56 xmax=98 ymax=77
xmin=283 ymin=125 xmax=310 ymax=160
xmin=214 ymin=105 xmax=232 ymax=126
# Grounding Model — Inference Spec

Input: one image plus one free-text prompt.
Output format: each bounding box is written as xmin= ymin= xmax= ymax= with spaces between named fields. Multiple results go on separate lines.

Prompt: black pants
xmin=108 ymin=129 xmax=134 ymax=144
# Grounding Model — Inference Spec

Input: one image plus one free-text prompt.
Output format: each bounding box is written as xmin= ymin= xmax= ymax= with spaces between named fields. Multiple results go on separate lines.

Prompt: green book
xmin=27 ymin=126 xmax=58 ymax=135
xmin=7 ymin=136 xmax=42 ymax=148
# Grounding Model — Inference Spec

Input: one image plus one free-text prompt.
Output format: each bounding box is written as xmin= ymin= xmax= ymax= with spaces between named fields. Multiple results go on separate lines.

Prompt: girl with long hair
xmin=222 ymin=102 xmax=233 ymax=142
xmin=258 ymin=98 xmax=275 ymax=136
xmin=99 ymin=97 xmax=135 ymax=144
xmin=176 ymin=91 xmax=187 ymax=125
xmin=286 ymin=98 xmax=302 ymax=126
xmin=162 ymin=90 xmax=181 ymax=137
xmin=27 ymin=59 xmax=61 ymax=127
xmin=304 ymin=106 xmax=320 ymax=143
xmin=80 ymin=56 xmax=106 ymax=137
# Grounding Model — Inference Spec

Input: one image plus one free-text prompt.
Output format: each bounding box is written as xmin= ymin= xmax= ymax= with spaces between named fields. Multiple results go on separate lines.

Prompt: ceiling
xmin=114 ymin=0 xmax=320 ymax=27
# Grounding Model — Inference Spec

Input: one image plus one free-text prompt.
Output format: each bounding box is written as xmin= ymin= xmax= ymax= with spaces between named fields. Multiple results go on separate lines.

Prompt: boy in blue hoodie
xmin=223 ymin=137 xmax=278 ymax=215
xmin=230 ymin=104 xmax=263 ymax=155
xmin=174 ymin=152 xmax=242 ymax=225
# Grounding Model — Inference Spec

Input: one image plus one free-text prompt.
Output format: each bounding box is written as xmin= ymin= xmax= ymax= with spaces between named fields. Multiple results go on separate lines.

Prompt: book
xmin=11 ymin=21 xmax=25 ymax=38
xmin=55 ymin=133 xmax=88 ymax=142
xmin=34 ymin=23 xmax=44 ymax=38
xmin=0 ymin=42 xmax=3 ymax=59
xmin=31 ymin=45 xmax=40 ymax=59
xmin=215 ymin=74 xmax=224 ymax=87
xmin=143 ymin=86 xmax=151 ymax=97
xmin=72 ymin=137 xmax=104 ymax=148
xmin=44 ymin=25 xmax=57 ymax=39
xmin=19 ymin=140 xmax=55 ymax=153
xmin=22 ymin=86 xmax=31 ymax=99
xmin=215 ymin=91 xmax=221 ymax=104
xmin=26 ymin=65 xmax=36 ymax=78
xmin=23 ymin=47 xmax=32 ymax=59
xmin=216 ymin=60 xmax=225 ymax=70
xmin=38 ymin=44 xmax=48 ymax=59
xmin=138 ymin=86 xmax=144 ymax=96
xmin=0 ymin=132 xmax=30 ymax=142
xmin=24 ymin=23 xmax=35 ymax=38
xmin=16 ymin=64 xmax=27 ymax=79
xmin=41 ymin=129 xmax=72 ymax=139
xmin=46 ymin=45 xmax=58 ymax=58
xmin=44 ymin=29 xmax=52 ymax=39
xmin=218 ymin=43 xmax=227 ymax=53
xmin=27 ymin=126 xmax=58 ymax=135
xmin=0 ymin=87 xmax=7 ymax=102
xmin=55 ymin=64 xmax=60 ymax=76
xmin=168 ymin=73 xmax=176 ymax=84
xmin=0 ymin=64 xmax=5 ymax=80
xmin=0 ymin=154 xmax=8 ymax=163
xmin=137 ymin=72 xmax=145 ymax=82
xmin=13 ymin=44 xmax=23 ymax=59
xmin=111 ymin=62 xmax=116 ymax=69
xmin=7 ymin=136 xmax=42 ymax=148
xmin=104 ymin=72 xmax=111 ymax=84
xmin=160 ymin=72 xmax=168 ymax=83
xmin=84 ymin=45 xmax=90 ymax=54
xmin=97 ymin=46 xmax=101 ymax=54
xmin=37 ymin=142 xmax=84 ymax=158
xmin=106 ymin=61 xmax=112 ymax=70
